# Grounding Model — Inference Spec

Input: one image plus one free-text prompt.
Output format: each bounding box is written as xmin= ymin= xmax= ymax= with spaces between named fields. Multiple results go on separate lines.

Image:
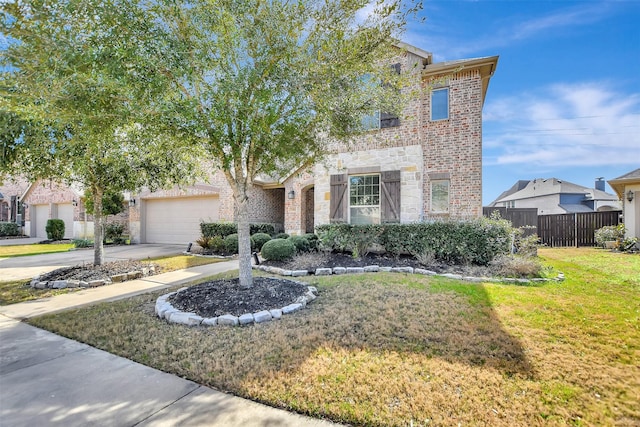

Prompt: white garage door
xmin=32 ymin=204 xmax=49 ymax=239
xmin=144 ymin=196 xmax=219 ymax=244
xmin=56 ymin=204 xmax=74 ymax=239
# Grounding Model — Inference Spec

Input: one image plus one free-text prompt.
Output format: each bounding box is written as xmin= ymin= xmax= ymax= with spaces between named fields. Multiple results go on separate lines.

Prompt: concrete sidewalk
xmin=0 ymin=260 xmax=339 ymax=427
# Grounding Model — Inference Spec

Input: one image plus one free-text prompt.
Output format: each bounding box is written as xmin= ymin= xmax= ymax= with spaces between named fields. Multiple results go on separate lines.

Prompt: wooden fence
xmin=483 ymin=207 xmax=538 ymax=236
xmin=537 ymin=211 xmax=622 ymax=247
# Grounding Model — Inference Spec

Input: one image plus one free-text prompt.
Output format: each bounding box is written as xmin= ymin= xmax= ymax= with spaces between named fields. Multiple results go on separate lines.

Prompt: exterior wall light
xmin=72 ymin=199 xmax=78 ymax=207
xmin=129 ymin=198 xmax=136 ymax=207
xmin=288 ymin=190 xmax=295 ymax=200
xmin=627 ymin=190 xmax=634 ymax=202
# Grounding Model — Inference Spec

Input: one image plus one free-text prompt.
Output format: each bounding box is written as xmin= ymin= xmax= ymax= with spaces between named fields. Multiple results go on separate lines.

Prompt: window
xmin=431 ymin=87 xmax=449 ymax=121
xmin=349 ymin=174 xmax=380 ymax=224
xmin=361 ymin=63 xmax=401 ymax=130
xmin=431 ymin=180 xmax=449 ymax=212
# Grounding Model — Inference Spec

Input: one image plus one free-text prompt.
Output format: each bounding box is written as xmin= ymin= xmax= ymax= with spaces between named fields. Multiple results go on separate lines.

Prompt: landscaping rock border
xmin=156 ymin=283 xmax=318 ymax=327
xmin=252 ymin=264 xmax=565 ymax=285
xmin=29 ymin=266 xmax=157 ymax=290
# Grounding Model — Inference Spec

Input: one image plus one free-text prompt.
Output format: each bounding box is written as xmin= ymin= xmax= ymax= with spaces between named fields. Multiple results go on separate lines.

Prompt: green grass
xmin=0 ymin=243 xmax=75 ymax=257
xmin=27 ymin=248 xmax=640 ymax=426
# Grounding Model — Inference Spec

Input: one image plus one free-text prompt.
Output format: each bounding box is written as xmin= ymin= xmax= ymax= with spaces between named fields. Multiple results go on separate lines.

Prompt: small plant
xmin=489 ymin=254 xmax=545 ymax=278
xmin=73 ymin=238 xmax=93 ymax=248
xmin=104 ymin=222 xmax=125 ymax=243
xmin=224 ymin=233 xmax=239 ymax=254
xmin=45 ymin=219 xmax=65 ymax=240
xmin=303 ymin=233 xmax=319 ymax=251
xmin=251 ymin=233 xmax=272 ymax=251
xmin=594 ymin=224 xmax=625 ymax=248
xmin=261 ymin=238 xmax=295 ymax=261
xmin=0 ymin=222 xmax=20 ymax=237
xmin=274 ymin=232 xmax=290 ymax=240
xmin=288 ymin=235 xmax=311 ymax=253
xmin=620 ymin=237 xmax=639 ymax=252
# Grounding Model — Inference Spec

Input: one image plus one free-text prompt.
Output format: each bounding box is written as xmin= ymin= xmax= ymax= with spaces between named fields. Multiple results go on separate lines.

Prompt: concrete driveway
xmin=0 ymin=244 xmax=187 ymax=281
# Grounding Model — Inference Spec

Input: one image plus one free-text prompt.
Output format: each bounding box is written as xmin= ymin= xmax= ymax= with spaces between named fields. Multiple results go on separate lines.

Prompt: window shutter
xmin=381 ymin=170 xmax=401 ymax=223
xmin=330 ymin=174 xmax=348 ymax=223
xmin=380 ymin=63 xmax=401 ymax=128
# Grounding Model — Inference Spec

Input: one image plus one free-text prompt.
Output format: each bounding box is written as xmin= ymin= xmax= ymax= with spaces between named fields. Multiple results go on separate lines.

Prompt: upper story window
xmin=361 ymin=63 xmax=401 ymax=130
xmin=431 ymin=87 xmax=449 ymax=121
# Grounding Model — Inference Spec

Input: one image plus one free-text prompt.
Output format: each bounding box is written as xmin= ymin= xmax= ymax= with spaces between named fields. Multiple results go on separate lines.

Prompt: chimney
xmin=595 ymin=177 xmax=605 ymax=192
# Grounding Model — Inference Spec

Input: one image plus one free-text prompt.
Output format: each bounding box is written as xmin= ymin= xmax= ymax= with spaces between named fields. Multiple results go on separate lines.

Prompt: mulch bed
xmin=168 ymin=277 xmax=308 ymax=317
xmin=263 ymin=251 xmax=499 ymax=277
xmin=38 ymin=260 xmax=160 ymax=282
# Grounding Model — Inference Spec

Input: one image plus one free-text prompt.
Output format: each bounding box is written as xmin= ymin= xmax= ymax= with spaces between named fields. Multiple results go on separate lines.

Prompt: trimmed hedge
xmin=0 ymin=222 xmax=20 ymax=237
xmin=224 ymin=233 xmax=239 ymax=254
xmin=200 ymin=222 xmax=276 ymax=238
xmin=251 ymin=233 xmax=272 ymax=251
xmin=261 ymin=238 xmax=296 ymax=261
xmin=288 ymin=235 xmax=311 ymax=253
xmin=316 ymin=218 xmax=513 ymax=265
xmin=274 ymin=232 xmax=290 ymax=240
xmin=45 ymin=219 xmax=65 ymax=241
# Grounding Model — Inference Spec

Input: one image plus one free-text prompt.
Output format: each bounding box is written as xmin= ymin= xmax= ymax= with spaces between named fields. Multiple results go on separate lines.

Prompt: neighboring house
xmin=608 ymin=168 xmax=640 ymax=240
xmin=0 ymin=176 xmax=29 ymax=223
xmin=489 ymin=178 xmax=621 ymax=215
xmin=7 ymin=42 xmax=500 ymax=245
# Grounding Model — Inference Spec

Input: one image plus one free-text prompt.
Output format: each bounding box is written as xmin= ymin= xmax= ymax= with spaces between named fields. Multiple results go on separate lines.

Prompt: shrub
xmin=209 ymin=235 xmax=226 ymax=253
xmin=250 ymin=223 xmax=275 ymax=236
xmin=45 ymin=219 xmax=65 ymax=240
xmin=224 ymin=233 xmax=239 ymax=254
xmin=104 ymin=222 xmax=125 ymax=243
xmin=200 ymin=222 xmax=277 ymax=238
xmin=318 ymin=218 xmax=513 ymax=266
xmin=288 ymin=235 xmax=311 ymax=253
xmin=489 ymin=254 xmax=545 ymax=278
xmin=251 ymin=233 xmax=272 ymax=251
xmin=73 ymin=238 xmax=93 ymax=248
xmin=274 ymin=232 xmax=290 ymax=240
xmin=0 ymin=221 xmax=20 ymax=237
xmin=594 ymin=224 xmax=625 ymax=247
xmin=261 ymin=238 xmax=295 ymax=261
xmin=303 ymin=233 xmax=319 ymax=251
xmin=196 ymin=236 xmax=214 ymax=250
xmin=201 ymin=222 xmax=237 ymax=238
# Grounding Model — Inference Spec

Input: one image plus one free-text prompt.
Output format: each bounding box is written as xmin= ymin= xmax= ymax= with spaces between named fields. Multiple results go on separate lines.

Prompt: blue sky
xmin=403 ymin=0 xmax=640 ymax=204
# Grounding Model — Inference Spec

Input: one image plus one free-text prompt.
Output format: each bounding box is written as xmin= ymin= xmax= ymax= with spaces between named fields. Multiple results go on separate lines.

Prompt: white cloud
xmin=484 ymin=82 xmax=640 ymax=167
xmin=405 ymin=1 xmax=613 ymax=60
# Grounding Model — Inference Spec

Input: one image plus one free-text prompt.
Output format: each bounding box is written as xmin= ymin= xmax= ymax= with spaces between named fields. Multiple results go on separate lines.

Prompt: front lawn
xmin=0 ymin=243 xmax=75 ymax=257
xmin=28 ymin=248 xmax=639 ymax=426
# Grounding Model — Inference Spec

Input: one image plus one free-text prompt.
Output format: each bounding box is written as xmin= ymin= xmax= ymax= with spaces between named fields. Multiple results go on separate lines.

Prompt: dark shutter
xmin=380 ymin=63 xmax=401 ymax=128
xmin=381 ymin=170 xmax=401 ymax=223
xmin=330 ymin=174 xmax=348 ymax=223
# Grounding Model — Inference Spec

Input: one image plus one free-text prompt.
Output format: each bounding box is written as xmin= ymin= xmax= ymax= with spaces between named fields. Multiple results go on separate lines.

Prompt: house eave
xmin=608 ymin=177 xmax=640 ymax=199
xmin=422 ymin=56 xmax=499 ymax=106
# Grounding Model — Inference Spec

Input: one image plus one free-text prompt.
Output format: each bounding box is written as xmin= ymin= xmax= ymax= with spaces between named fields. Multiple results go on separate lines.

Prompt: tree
xmin=0 ymin=0 xmax=201 ymax=264
xmin=128 ymin=0 xmax=421 ymax=288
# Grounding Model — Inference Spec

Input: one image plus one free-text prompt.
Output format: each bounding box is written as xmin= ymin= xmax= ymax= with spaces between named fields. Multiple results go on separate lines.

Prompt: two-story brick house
xmin=15 ymin=43 xmax=498 ymax=245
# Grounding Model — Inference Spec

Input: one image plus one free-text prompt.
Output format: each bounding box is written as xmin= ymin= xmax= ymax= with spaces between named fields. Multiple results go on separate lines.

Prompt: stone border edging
xmin=156 ymin=283 xmax=319 ymax=327
xmin=252 ymin=264 xmax=565 ymax=285
xmin=29 ymin=266 xmax=157 ymax=290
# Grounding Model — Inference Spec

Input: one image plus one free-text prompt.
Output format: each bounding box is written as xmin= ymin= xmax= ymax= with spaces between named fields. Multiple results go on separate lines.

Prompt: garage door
xmin=56 ymin=204 xmax=74 ymax=239
xmin=32 ymin=204 xmax=49 ymax=239
xmin=144 ymin=196 xmax=219 ymax=244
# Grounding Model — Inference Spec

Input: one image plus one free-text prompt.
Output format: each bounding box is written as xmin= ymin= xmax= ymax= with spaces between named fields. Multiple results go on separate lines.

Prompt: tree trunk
xmin=92 ymin=187 xmax=105 ymax=266
xmin=235 ymin=188 xmax=253 ymax=289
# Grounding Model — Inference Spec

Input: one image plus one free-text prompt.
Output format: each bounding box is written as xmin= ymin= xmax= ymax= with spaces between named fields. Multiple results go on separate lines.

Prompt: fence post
xmin=574 ymin=213 xmax=578 ymax=248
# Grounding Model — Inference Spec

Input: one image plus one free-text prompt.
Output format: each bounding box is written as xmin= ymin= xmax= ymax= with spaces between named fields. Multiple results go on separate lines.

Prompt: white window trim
xmin=348 ymin=173 xmax=381 ymax=224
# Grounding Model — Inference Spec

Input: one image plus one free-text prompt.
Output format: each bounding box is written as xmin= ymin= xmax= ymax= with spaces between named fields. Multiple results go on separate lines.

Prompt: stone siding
xmin=314 ymin=145 xmax=424 ymax=227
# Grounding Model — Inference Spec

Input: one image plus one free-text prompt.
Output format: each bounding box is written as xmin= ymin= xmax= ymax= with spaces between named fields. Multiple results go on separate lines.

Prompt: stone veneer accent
xmin=156 ymin=284 xmax=319 ymax=327
xmin=313 ymin=145 xmax=424 ymax=227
